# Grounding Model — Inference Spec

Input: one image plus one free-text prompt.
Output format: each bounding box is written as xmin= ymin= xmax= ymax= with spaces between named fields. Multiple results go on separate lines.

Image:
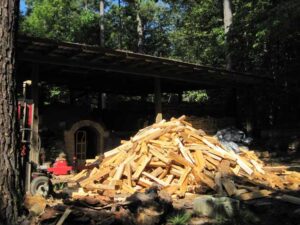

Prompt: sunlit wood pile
xmin=70 ymin=116 xmax=300 ymax=200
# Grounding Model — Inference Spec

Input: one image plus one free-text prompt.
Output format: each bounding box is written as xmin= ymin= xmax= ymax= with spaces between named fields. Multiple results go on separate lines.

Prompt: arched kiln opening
xmin=64 ymin=120 xmax=105 ymax=169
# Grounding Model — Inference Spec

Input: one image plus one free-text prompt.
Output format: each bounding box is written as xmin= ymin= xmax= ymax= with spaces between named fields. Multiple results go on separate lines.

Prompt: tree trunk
xmin=136 ymin=1 xmax=144 ymax=53
xmin=223 ymin=0 xmax=233 ymax=70
xmin=118 ymin=0 xmax=122 ymax=49
xmin=99 ymin=0 xmax=105 ymax=47
xmin=0 ymin=0 xmax=20 ymax=224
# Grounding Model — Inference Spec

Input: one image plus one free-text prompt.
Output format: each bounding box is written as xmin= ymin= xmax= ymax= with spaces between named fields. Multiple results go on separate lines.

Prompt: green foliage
xmin=167 ymin=212 xmax=191 ymax=225
xmin=167 ymin=0 xmax=225 ymax=66
xmin=105 ymin=0 xmax=171 ymax=55
xmin=229 ymin=0 xmax=300 ymax=74
xmin=183 ymin=90 xmax=209 ymax=103
xmin=21 ymin=0 xmax=99 ymax=43
xmin=20 ymin=0 xmax=300 ymax=114
xmin=44 ymin=86 xmax=69 ymax=104
xmin=20 ymin=0 xmax=300 ymax=72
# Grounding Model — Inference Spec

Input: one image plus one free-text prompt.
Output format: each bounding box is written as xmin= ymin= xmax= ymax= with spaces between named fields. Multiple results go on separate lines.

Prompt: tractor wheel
xmin=30 ymin=176 xmax=50 ymax=197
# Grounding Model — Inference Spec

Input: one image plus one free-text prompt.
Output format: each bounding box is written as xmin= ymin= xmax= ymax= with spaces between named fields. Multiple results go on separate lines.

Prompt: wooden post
xmin=178 ymin=91 xmax=183 ymax=103
xmin=154 ymin=78 xmax=162 ymax=123
xmin=246 ymin=89 xmax=256 ymax=136
xmin=231 ymin=88 xmax=240 ymax=128
xmin=97 ymin=92 xmax=102 ymax=110
xmin=30 ymin=64 xmax=40 ymax=164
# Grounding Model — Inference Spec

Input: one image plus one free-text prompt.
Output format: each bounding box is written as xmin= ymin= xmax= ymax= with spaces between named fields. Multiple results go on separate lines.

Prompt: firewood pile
xmin=70 ymin=116 xmax=300 ymax=200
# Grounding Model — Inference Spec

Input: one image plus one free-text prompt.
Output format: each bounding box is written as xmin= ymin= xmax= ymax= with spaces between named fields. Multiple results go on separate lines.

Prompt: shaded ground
xmin=20 ymin=148 xmax=300 ymax=225
xmin=21 ymin=189 xmax=300 ymax=225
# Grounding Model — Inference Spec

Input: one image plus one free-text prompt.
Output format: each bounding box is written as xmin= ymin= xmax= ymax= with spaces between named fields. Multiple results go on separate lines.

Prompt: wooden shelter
xmin=16 ymin=36 xmax=270 ymax=166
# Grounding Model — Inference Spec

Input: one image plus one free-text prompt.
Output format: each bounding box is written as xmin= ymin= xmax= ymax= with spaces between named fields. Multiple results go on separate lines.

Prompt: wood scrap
xmin=56 ymin=208 xmax=72 ymax=225
xmin=69 ymin=116 xmax=300 ymax=199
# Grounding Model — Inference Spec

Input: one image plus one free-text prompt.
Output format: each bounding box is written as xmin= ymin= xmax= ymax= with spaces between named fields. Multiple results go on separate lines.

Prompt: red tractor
xmin=29 ymin=153 xmax=73 ymax=197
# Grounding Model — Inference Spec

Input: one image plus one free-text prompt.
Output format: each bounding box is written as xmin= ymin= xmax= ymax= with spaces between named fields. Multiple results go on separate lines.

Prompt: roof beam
xmin=18 ymin=52 xmax=248 ymax=87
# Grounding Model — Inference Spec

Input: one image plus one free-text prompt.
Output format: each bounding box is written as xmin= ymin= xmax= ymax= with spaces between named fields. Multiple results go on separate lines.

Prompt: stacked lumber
xmin=71 ymin=116 xmax=300 ymax=199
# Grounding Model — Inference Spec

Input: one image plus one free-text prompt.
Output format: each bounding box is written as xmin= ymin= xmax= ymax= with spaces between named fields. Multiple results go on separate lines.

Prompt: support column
xmin=154 ymin=78 xmax=162 ymax=123
xmin=97 ymin=92 xmax=102 ymax=110
xmin=231 ymin=88 xmax=240 ymax=128
xmin=178 ymin=91 xmax=183 ymax=103
xmin=30 ymin=64 xmax=40 ymax=164
xmin=246 ymin=88 xmax=257 ymax=136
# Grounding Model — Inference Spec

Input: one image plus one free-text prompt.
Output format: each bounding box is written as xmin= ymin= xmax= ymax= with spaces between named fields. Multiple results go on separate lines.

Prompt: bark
xmin=0 ymin=0 xmax=20 ymax=224
xmin=134 ymin=1 xmax=144 ymax=53
xmin=99 ymin=0 xmax=105 ymax=47
xmin=136 ymin=10 xmax=144 ymax=53
xmin=118 ymin=0 xmax=122 ymax=49
xmin=223 ymin=0 xmax=233 ymax=70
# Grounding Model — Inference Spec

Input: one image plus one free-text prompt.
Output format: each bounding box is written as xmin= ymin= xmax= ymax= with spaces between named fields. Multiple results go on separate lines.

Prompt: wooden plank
xmin=276 ymin=194 xmax=300 ymax=205
xmin=138 ymin=177 xmax=153 ymax=188
xmin=56 ymin=208 xmax=72 ymax=225
xmin=149 ymin=146 xmax=170 ymax=164
xmin=176 ymin=138 xmax=194 ymax=164
xmin=264 ymin=166 xmax=287 ymax=172
xmin=162 ymin=185 xmax=179 ymax=195
xmin=250 ymin=159 xmax=265 ymax=174
xmin=85 ymin=183 xmax=115 ymax=191
xmin=205 ymin=160 xmax=217 ymax=170
xmin=150 ymin=167 xmax=164 ymax=177
xmin=231 ymin=165 xmax=240 ymax=175
xmin=109 ymin=180 xmax=123 ymax=189
xmin=120 ymin=154 xmax=136 ymax=167
xmin=165 ymin=175 xmax=174 ymax=185
xmin=178 ymin=167 xmax=192 ymax=186
xmin=126 ymin=164 xmax=132 ymax=187
xmin=222 ymin=179 xmax=237 ymax=196
xmin=149 ymin=140 xmax=177 ymax=150
xmin=237 ymin=190 xmax=272 ymax=201
xmin=113 ymin=152 xmax=128 ymax=166
xmin=113 ymin=163 xmax=125 ymax=180
xmin=69 ymin=169 xmax=88 ymax=182
xmin=168 ymin=151 xmax=194 ymax=168
xmin=89 ymin=167 xmax=99 ymax=177
xmin=102 ymin=151 xmax=126 ymax=166
xmin=104 ymin=141 xmax=133 ymax=158
xmin=142 ymin=171 xmax=168 ymax=186
xmin=199 ymin=172 xmax=216 ymax=190
xmin=219 ymin=160 xmax=231 ymax=175
xmin=134 ymin=127 xmax=171 ymax=143
xmin=214 ymin=172 xmax=224 ymax=195
xmin=171 ymin=164 xmax=185 ymax=172
xmin=201 ymin=138 xmax=224 ymax=154
xmin=140 ymin=141 xmax=148 ymax=154
xmin=193 ymin=151 xmax=205 ymax=172
xmin=178 ymin=177 xmax=188 ymax=198
xmin=132 ymin=155 xmax=152 ymax=180
xmin=205 ymin=156 xmax=220 ymax=167
xmin=149 ymin=161 xmax=167 ymax=167
xmin=132 ymin=128 xmax=161 ymax=142
xmin=130 ymin=160 xmax=138 ymax=172
xmin=191 ymin=168 xmax=202 ymax=183
xmin=152 ymin=120 xmax=180 ymax=128
xmin=186 ymin=142 xmax=210 ymax=149
xmin=237 ymin=157 xmax=253 ymax=175
xmin=122 ymin=183 xmax=136 ymax=194
xmin=203 ymin=151 xmax=222 ymax=161
xmin=79 ymin=167 xmax=111 ymax=187
xmin=170 ymin=168 xmax=183 ymax=177
xmin=159 ymin=165 xmax=171 ymax=179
